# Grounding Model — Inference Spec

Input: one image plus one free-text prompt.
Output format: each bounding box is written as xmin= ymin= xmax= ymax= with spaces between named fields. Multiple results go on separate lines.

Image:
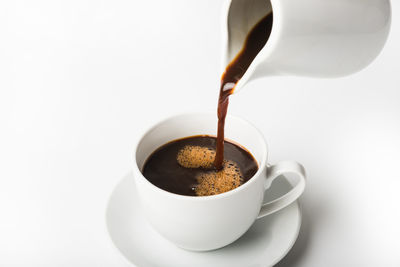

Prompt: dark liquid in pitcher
xmin=142 ymin=136 xmax=258 ymax=196
xmin=215 ymin=12 xmax=273 ymax=169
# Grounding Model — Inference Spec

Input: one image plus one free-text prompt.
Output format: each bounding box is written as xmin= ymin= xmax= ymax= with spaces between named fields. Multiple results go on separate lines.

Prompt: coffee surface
xmin=142 ymin=136 xmax=258 ymax=196
xmin=215 ymin=12 xmax=273 ymax=169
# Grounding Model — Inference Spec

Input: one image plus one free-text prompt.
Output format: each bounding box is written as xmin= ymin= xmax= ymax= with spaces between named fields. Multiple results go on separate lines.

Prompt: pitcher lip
xmin=133 ymin=111 xmax=268 ymax=201
xmin=258 ymin=0 xmax=281 ymax=62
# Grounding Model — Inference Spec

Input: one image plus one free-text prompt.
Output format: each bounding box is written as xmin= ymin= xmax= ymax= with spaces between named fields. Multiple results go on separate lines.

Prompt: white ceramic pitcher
xmin=221 ymin=0 xmax=391 ymax=92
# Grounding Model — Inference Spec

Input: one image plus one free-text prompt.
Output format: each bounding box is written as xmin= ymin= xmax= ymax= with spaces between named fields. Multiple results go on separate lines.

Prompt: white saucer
xmin=106 ymin=172 xmax=301 ymax=267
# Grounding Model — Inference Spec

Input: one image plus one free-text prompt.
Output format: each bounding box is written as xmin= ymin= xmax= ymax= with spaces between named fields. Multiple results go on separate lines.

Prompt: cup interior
xmin=135 ymin=113 xmax=267 ymax=172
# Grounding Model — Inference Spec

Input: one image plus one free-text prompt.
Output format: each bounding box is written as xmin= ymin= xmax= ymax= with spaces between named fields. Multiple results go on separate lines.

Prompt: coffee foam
xmin=177 ymin=145 xmax=216 ymax=169
xmin=176 ymin=145 xmax=243 ymax=196
xmin=195 ymin=160 xmax=243 ymax=196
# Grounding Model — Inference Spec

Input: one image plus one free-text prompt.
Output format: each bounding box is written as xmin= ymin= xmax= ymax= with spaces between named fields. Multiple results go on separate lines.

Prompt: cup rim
xmin=133 ymin=112 xmax=268 ymax=201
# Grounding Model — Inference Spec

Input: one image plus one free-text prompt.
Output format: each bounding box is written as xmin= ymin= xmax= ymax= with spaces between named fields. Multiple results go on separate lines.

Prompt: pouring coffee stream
xmin=214 ymin=12 xmax=273 ymax=169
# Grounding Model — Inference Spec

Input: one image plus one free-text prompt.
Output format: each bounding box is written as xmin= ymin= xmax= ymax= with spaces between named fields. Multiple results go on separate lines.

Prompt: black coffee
xmin=215 ymin=12 xmax=273 ymax=169
xmin=142 ymin=136 xmax=258 ymax=196
xmin=142 ymin=12 xmax=271 ymax=196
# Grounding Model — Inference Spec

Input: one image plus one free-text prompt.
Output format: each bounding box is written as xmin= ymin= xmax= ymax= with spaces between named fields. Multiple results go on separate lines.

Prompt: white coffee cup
xmin=133 ymin=113 xmax=306 ymax=251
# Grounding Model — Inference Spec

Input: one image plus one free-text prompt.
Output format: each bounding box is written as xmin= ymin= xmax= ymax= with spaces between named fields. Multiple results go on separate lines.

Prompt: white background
xmin=1 ymin=0 xmax=399 ymax=266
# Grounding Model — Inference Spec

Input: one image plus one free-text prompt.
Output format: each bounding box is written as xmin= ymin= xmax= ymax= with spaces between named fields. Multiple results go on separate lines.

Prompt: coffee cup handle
xmin=257 ymin=161 xmax=306 ymax=219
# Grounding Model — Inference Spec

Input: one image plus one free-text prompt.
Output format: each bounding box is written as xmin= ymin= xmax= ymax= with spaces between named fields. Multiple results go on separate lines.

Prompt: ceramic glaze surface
xmin=223 ymin=0 xmax=391 ymax=92
xmin=106 ymin=173 xmax=302 ymax=267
